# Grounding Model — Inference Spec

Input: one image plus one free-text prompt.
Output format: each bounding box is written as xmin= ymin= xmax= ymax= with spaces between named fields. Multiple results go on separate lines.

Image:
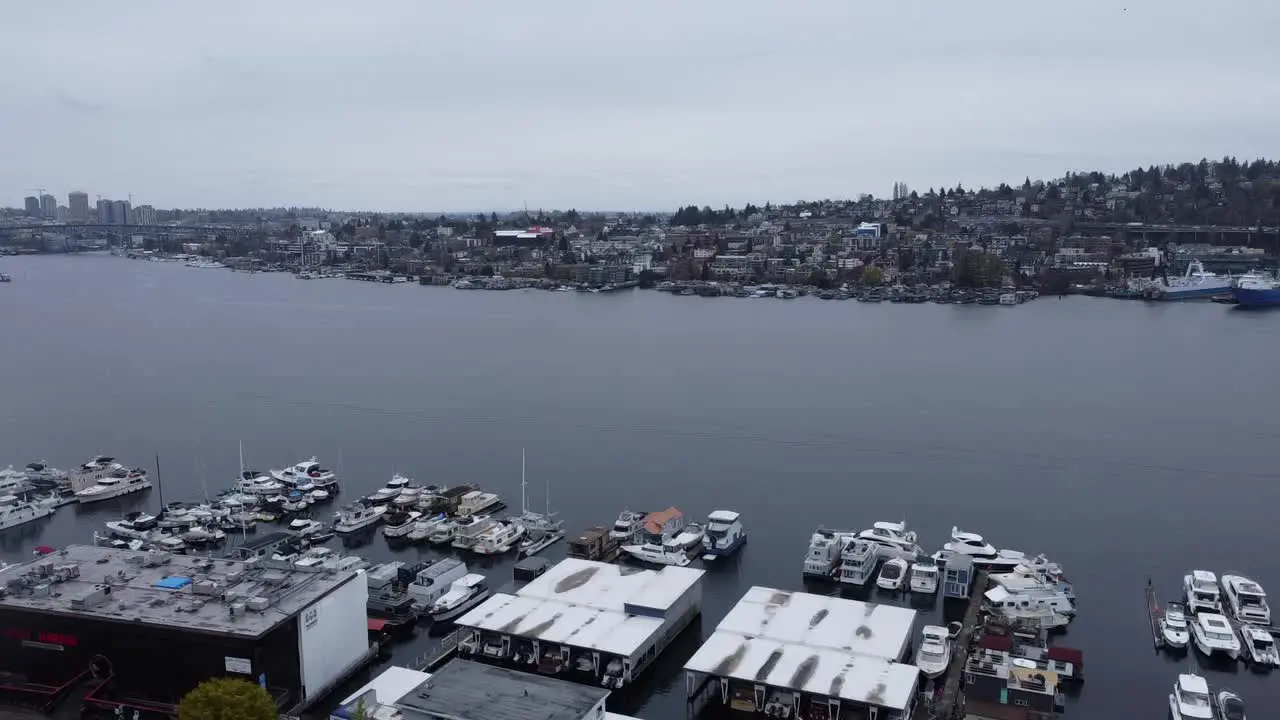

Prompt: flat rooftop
xmin=683 ymin=587 xmax=920 ymax=711
xmin=394 ymin=660 xmax=608 ymax=720
xmin=457 ymin=558 xmax=703 ymax=657
xmin=0 ymin=544 xmax=361 ymax=639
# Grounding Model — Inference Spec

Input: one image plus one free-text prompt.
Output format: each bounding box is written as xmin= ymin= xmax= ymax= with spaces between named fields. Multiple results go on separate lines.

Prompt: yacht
xmin=610 ymin=510 xmax=648 ymax=543
xmin=452 ymin=515 xmax=496 ymax=550
xmin=1161 ymin=601 xmax=1191 ymax=649
xmin=333 ymin=503 xmax=387 ymax=534
xmin=1168 ymin=673 xmax=1214 ymax=720
xmin=509 ymin=453 xmax=564 ymax=551
xmin=472 ymin=520 xmax=525 ymax=555
xmin=838 ymin=538 xmax=879 ymax=586
xmin=804 ymin=528 xmax=854 ymax=579
xmin=1239 ymin=625 xmax=1280 ymax=667
xmin=857 ymin=520 xmax=922 ymax=561
xmin=1190 ymin=612 xmax=1240 ymax=659
xmin=180 ymin=525 xmax=226 ymax=546
xmin=406 ymin=558 xmax=469 ymax=610
xmin=75 ymin=470 xmax=152 ymax=503
xmin=68 ymin=456 xmax=132 ymax=493
xmin=367 ymin=475 xmax=412 ymax=504
xmin=382 ymin=509 xmax=422 ymax=539
xmin=700 ymin=510 xmax=746 ymax=561
xmin=185 ymin=258 xmax=224 ymax=269
xmin=984 ymin=583 xmax=1075 ymax=619
xmin=1218 ymin=690 xmax=1247 ymax=720
xmin=914 ymin=625 xmax=952 ymax=679
xmin=1221 ymin=575 xmax=1270 ymax=625
xmin=429 ymin=574 xmax=490 ymax=623
xmin=22 ymin=462 xmax=66 ymax=490
xmin=236 ymin=471 xmax=284 ymax=496
xmin=0 ymin=467 xmax=32 ymax=495
xmin=1184 ymin=570 xmax=1222 ymax=614
xmin=428 ymin=519 xmax=458 ymax=545
xmin=938 ymin=527 xmax=1027 ymax=570
xmin=876 ymin=558 xmax=908 ymax=591
xmin=287 ymin=518 xmax=325 ymax=537
xmin=620 ymin=540 xmax=692 ymax=567
xmin=105 ymin=511 xmax=159 ymax=539
xmin=909 ymin=559 xmax=940 ymax=594
xmin=667 ymin=523 xmax=705 ymax=555
xmin=0 ymin=494 xmax=56 ymax=532
xmin=456 ymin=490 xmax=503 ymax=518
xmin=272 ymin=457 xmax=338 ymax=491
xmin=408 ymin=514 xmax=448 ymax=543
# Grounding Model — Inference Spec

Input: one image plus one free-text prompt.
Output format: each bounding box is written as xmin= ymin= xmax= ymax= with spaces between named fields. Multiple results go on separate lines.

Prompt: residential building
xmin=55 ymin=205 xmax=69 ymax=222
xmin=132 ymin=205 xmax=156 ymax=226
xmin=110 ymin=199 xmax=131 ymax=225
xmin=97 ymin=199 xmax=113 ymax=224
xmin=40 ymin=194 xmax=56 ymax=219
xmin=23 ymin=196 xmax=40 ymax=217
xmin=68 ymin=191 xmax=89 ymax=221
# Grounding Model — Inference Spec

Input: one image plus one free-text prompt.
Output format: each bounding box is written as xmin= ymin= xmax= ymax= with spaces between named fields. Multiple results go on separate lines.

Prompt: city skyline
xmin=3 ymin=1 xmax=1279 ymax=212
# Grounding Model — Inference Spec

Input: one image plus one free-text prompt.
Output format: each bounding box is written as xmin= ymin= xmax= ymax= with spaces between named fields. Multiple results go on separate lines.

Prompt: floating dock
xmin=928 ymin=568 xmax=990 ymax=720
xmin=684 ymin=585 xmax=920 ymax=720
xmin=1146 ymin=578 xmax=1165 ymax=648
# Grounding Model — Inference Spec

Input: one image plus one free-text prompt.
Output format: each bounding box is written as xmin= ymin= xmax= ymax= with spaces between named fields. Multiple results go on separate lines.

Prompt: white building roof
xmin=711 ymin=586 xmax=916 ymax=662
xmin=684 ymin=631 xmax=918 ymax=711
xmin=338 ymin=665 xmax=431 ymax=706
xmin=457 ymin=558 xmax=704 ymax=658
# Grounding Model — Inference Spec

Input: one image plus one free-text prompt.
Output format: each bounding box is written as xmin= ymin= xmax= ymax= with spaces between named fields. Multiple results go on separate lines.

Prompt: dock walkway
xmin=1146 ymin=578 xmax=1164 ymax=649
xmin=919 ymin=568 xmax=988 ymax=720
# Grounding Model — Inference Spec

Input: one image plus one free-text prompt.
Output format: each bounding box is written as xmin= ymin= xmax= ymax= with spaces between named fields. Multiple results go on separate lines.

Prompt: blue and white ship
xmin=1145 ymin=260 xmax=1231 ymax=301
xmin=700 ymin=510 xmax=746 ymax=561
xmin=1230 ymin=269 xmax=1280 ymax=308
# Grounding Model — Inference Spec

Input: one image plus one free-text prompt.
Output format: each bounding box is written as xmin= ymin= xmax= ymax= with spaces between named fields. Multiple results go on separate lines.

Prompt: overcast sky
xmin=3 ymin=1 xmax=1278 ymax=212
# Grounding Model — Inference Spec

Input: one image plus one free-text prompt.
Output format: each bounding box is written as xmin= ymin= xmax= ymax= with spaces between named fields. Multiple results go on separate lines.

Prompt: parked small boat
xmin=382 ymin=509 xmax=422 ymax=538
xmin=288 ymin=518 xmax=325 ymax=537
xmin=914 ymin=625 xmax=951 ymax=679
xmin=1161 ymin=601 xmax=1191 ymax=649
xmin=1218 ymin=690 xmax=1247 ymax=720
xmin=428 ymin=519 xmax=458 ymax=545
xmin=472 ymin=520 xmax=525 ymax=555
xmin=429 ymin=574 xmax=490 ymax=623
xmin=1239 ymin=625 xmax=1280 ymax=667
xmin=334 ymin=503 xmax=387 ymax=534
xmin=700 ymin=510 xmax=746 ymax=561
xmin=1184 ymin=570 xmax=1223 ymax=614
xmin=367 ymin=475 xmax=411 ymax=505
xmin=1221 ymin=575 xmax=1270 ymax=625
xmin=876 ymin=558 xmax=908 ymax=591
xmin=909 ymin=559 xmax=939 ymax=594
xmin=1168 ymin=673 xmax=1213 ymax=720
xmin=609 ymin=509 xmax=648 ymax=543
xmin=1191 ymin=612 xmax=1240 ymax=659
xmin=620 ymin=538 xmax=692 ymax=566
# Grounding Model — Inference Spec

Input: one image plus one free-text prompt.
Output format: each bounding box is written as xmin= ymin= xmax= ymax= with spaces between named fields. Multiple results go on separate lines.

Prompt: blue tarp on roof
xmin=154 ymin=575 xmax=193 ymax=590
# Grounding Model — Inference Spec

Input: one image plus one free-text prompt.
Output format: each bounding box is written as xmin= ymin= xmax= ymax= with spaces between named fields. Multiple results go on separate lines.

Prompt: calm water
xmin=1 ymin=254 xmax=1278 ymax=718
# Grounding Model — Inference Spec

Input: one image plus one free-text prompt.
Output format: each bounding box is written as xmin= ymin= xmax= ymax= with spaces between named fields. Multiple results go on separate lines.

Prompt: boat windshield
xmin=1238 ymin=592 xmax=1266 ymax=607
xmin=882 ymin=564 xmax=903 ymax=580
xmin=1253 ymin=637 xmax=1274 ymax=651
xmin=1207 ymin=631 xmax=1235 ymax=642
xmin=1193 ymin=591 xmax=1217 ymax=602
xmin=1178 ymin=689 xmax=1210 ymax=707
xmin=706 ymin=522 xmax=731 ymax=535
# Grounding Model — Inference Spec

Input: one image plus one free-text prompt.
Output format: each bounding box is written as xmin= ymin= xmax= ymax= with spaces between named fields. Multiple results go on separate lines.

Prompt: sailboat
xmin=513 ymin=449 xmax=564 ymax=558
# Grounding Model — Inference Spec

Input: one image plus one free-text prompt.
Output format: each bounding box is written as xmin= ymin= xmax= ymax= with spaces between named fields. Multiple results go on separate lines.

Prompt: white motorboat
xmin=180 ymin=525 xmax=225 ymax=545
xmin=456 ymin=490 xmax=502 ymax=517
xmin=0 ymin=493 xmax=57 ymax=532
xmin=68 ymin=455 xmax=133 ymax=493
xmin=1218 ymin=690 xmax=1247 ymax=720
xmin=429 ymin=574 xmax=490 ymax=623
xmin=1191 ymin=612 xmax=1240 ymax=659
xmin=666 ymin=523 xmax=705 ymax=555
xmin=518 ymin=529 xmax=565 ymax=558
xmin=620 ymin=541 xmax=691 ymax=567
xmin=804 ymin=528 xmax=855 ymax=579
xmin=876 ymin=557 xmax=908 ymax=591
xmin=310 ymin=489 xmax=330 ymax=502
xmin=1168 ymin=673 xmax=1214 ymax=720
xmin=236 ymin=471 xmax=284 ymax=496
xmin=22 ymin=462 xmax=66 ymax=489
xmin=700 ymin=510 xmax=746 ymax=561
xmin=1161 ymin=601 xmax=1191 ymax=649
xmin=428 ymin=519 xmax=458 ymax=545
xmin=0 ymin=467 xmax=32 ymax=495
xmin=510 ymin=450 xmax=564 ymax=547
xmin=472 ymin=520 xmax=525 ymax=555
xmin=382 ymin=509 xmax=422 ymax=538
xmin=610 ymin=509 xmax=648 ymax=543
xmin=838 ymin=538 xmax=879 ymax=586
xmin=451 ymin=515 xmax=495 ymax=550
xmin=271 ymin=457 xmax=337 ymax=490
xmin=105 ymin=511 xmax=159 ymax=539
xmin=985 ymin=584 xmax=1075 ymax=619
xmin=288 ymin=518 xmax=325 ymax=536
xmin=1184 ymin=570 xmax=1222 ymax=614
xmin=1221 ymin=575 xmax=1270 ymax=625
xmin=1238 ymin=625 xmax=1280 ymax=667
xmin=367 ymin=475 xmax=412 ymax=504
xmin=914 ymin=625 xmax=952 ymax=679
xmin=407 ymin=514 xmax=448 ymax=543
xmin=75 ymin=470 xmax=152 ymax=503
xmin=909 ymin=559 xmax=940 ymax=594
xmin=939 ymin=527 xmax=1026 ymax=570
xmin=333 ymin=503 xmax=387 ymax=534
xmin=406 ymin=558 xmax=469 ymax=609
xmin=858 ymin=520 xmax=922 ymax=560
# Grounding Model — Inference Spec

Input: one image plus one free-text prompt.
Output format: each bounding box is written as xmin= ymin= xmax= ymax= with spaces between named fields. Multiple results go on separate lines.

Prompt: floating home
xmin=454 ymin=557 xmax=704 ymax=690
xmin=684 ymin=586 xmax=920 ymax=720
xmin=0 ymin=545 xmax=369 ymax=716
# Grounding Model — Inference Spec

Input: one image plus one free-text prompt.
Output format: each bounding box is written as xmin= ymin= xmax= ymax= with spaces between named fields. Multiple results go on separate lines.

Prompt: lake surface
xmin=1 ymin=254 xmax=1278 ymax=718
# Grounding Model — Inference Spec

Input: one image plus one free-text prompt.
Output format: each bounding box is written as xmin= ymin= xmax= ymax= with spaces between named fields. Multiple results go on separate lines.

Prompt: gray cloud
xmin=2 ymin=0 xmax=1278 ymax=211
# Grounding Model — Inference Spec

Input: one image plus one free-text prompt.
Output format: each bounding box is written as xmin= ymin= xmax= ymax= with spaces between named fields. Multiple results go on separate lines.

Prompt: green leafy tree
xmin=862 ymin=266 xmax=884 ymax=286
xmin=178 ymin=678 xmax=275 ymax=720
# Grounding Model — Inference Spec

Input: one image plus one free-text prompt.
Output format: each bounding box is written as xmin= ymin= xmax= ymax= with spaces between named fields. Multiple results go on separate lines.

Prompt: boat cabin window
xmin=1193 ymin=591 xmax=1216 ymax=602
xmin=1252 ymin=637 xmax=1274 ymax=651
xmin=881 ymin=564 xmax=902 ymax=580
xmin=1238 ymin=593 xmax=1264 ymax=607
xmin=1207 ymin=631 xmax=1235 ymax=642
xmin=1178 ymin=688 xmax=1209 ymax=707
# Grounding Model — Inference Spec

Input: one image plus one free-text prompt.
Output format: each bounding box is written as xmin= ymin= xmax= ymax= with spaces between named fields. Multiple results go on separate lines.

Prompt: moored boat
xmin=876 ymin=557 xmax=908 ymax=591
xmin=429 ymin=574 xmax=490 ymax=624
xmin=1161 ymin=601 xmax=1191 ymax=649
xmin=700 ymin=510 xmax=746 ymax=561
xmin=914 ymin=625 xmax=951 ymax=679
xmin=1168 ymin=673 xmax=1214 ymax=720
xmin=1230 ymin=269 xmax=1280 ymax=308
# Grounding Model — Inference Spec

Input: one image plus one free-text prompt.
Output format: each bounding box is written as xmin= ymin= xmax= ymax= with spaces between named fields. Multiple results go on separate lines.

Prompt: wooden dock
xmin=1145 ymin=578 xmax=1164 ymax=649
xmin=927 ymin=568 xmax=989 ymax=720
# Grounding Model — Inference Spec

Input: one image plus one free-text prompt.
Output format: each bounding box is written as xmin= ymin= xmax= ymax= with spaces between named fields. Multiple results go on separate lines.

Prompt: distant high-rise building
xmin=40 ymin=194 xmax=56 ymax=218
xmin=23 ymin=196 xmax=40 ymax=217
xmin=97 ymin=199 xmax=113 ymax=224
xmin=111 ymin=199 xmax=131 ymax=225
xmin=68 ymin=191 xmax=89 ymax=221
xmin=132 ymin=205 xmax=156 ymax=226
xmin=56 ymin=205 xmax=69 ymax=222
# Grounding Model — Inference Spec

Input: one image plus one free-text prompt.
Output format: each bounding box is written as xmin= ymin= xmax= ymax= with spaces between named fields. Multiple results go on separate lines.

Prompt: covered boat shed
xmin=683 ymin=586 xmax=920 ymax=720
xmin=455 ymin=557 xmax=704 ymax=690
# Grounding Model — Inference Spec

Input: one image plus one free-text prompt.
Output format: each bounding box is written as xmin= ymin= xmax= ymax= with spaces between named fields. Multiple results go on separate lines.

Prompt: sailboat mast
xmin=155 ymin=453 xmax=164 ymax=511
xmin=521 ymin=448 xmax=527 ymax=514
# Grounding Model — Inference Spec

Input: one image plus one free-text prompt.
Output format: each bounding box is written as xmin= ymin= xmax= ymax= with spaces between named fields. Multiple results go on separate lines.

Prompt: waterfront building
xmin=454 ymin=557 xmax=703 ymax=691
xmin=684 ymin=585 xmax=919 ymax=720
xmin=40 ymin=194 xmax=56 ymax=219
xmin=68 ymin=191 xmax=89 ymax=221
xmin=0 ymin=544 xmax=370 ymax=714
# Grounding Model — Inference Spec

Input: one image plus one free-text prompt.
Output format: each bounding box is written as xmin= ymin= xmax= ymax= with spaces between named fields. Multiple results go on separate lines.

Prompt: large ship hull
xmin=1231 ymin=286 xmax=1280 ymax=307
xmin=1150 ymin=283 xmax=1232 ymax=300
